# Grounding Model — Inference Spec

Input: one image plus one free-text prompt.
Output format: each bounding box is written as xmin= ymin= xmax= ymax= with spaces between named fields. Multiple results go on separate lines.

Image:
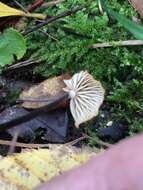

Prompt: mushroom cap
xmin=63 ymin=71 xmax=105 ymax=127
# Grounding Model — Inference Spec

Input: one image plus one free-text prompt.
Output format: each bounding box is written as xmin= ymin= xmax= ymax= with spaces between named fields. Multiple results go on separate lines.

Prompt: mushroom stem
xmin=0 ymin=93 xmax=69 ymax=132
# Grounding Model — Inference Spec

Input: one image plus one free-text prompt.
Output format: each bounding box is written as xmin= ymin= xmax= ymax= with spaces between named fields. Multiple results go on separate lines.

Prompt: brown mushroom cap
xmin=63 ymin=71 xmax=105 ymax=127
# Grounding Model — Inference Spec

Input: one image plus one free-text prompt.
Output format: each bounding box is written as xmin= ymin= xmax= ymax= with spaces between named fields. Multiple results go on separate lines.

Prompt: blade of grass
xmin=100 ymin=0 xmax=143 ymax=40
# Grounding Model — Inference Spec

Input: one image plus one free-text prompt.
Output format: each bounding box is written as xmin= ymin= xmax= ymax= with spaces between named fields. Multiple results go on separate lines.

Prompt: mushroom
xmin=63 ymin=71 xmax=105 ymax=127
xmin=0 ymin=71 xmax=105 ymax=130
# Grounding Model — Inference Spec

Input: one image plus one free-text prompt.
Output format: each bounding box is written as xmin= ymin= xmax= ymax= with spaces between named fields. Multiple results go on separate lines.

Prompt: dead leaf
xmin=0 ymin=106 xmax=68 ymax=143
xmin=0 ymin=145 xmax=98 ymax=190
xmin=20 ymin=74 xmax=71 ymax=109
xmin=0 ymin=2 xmax=46 ymax=19
xmin=128 ymin=0 xmax=143 ymax=16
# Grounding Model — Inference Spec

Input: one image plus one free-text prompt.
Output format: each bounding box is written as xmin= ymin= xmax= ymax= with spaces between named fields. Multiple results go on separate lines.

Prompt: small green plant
xmin=129 ymin=119 xmax=143 ymax=136
xmin=0 ymin=28 xmax=26 ymax=70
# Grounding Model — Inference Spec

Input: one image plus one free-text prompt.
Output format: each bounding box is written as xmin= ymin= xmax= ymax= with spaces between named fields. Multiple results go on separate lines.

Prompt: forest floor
xmin=0 ymin=0 xmax=143 ymax=155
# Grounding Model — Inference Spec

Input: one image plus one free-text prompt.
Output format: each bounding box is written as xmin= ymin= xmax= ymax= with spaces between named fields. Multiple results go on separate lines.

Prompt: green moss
xmin=129 ymin=119 xmax=143 ymax=136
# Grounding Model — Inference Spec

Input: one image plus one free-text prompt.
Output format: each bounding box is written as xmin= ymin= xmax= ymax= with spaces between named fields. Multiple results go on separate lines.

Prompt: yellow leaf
xmin=0 ymin=145 xmax=99 ymax=190
xmin=0 ymin=2 xmax=46 ymax=19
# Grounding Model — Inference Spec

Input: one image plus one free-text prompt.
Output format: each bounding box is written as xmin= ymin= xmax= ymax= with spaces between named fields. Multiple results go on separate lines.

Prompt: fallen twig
xmin=39 ymin=29 xmax=59 ymax=41
xmin=91 ymin=40 xmax=143 ymax=48
xmin=0 ymin=136 xmax=86 ymax=149
xmin=8 ymin=130 xmax=20 ymax=155
xmin=65 ymin=136 xmax=88 ymax=146
xmin=98 ymin=0 xmax=104 ymax=15
xmin=23 ymin=6 xmax=83 ymax=35
xmin=14 ymin=0 xmax=28 ymax=12
xmin=0 ymin=140 xmax=50 ymax=148
xmin=7 ymin=59 xmax=40 ymax=70
xmin=42 ymin=0 xmax=65 ymax=7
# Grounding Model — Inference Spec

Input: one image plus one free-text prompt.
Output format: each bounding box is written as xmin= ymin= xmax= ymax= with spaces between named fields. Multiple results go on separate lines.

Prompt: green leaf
xmin=100 ymin=0 xmax=143 ymax=40
xmin=0 ymin=28 xmax=27 ymax=67
xmin=109 ymin=9 xmax=143 ymax=40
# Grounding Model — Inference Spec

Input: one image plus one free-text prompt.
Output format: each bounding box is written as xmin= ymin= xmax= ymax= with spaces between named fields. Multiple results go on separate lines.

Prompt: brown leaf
xmin=20 ymin=74 xmax=71 ymax=109
xmin=128 ymin=0 xmax=143 ymax=16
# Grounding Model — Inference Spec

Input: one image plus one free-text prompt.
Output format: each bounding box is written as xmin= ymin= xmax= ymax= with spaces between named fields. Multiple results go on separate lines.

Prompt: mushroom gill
xmin=63 ymin=71 xmax=105 ymax=127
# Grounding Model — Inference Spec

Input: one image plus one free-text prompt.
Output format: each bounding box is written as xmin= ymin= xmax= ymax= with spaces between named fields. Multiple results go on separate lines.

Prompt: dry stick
xmin=14 ymin=0 xmax=28 ymax=12
xmin=65 ymin=136 xmax=88 ymax=146
xmin=0 ymin=93 xmax=69 ymax=133
xmin=98 ymin=0 xmax=104 ymax=15
xmin=17 ymin=96 xmax=65 ymax=103
xmin=39 ymin=29 xmax=59 ymax=41
xmin=91 ymin=40 xmax=143 ymax=48
xmin=8 ymin=130 xmax=20 ymax=155
xmin=23 ymin=6 xmax=83 ymax=35
xmin=42 ymin=0 xmax=65 ymax=7
xmin=0 ymin=140 xmax=49 ymax=148
xmin=7 ymin=59 xmax=40 ymax=70
xmin=0 ymin=136 xmax=87 ymax=149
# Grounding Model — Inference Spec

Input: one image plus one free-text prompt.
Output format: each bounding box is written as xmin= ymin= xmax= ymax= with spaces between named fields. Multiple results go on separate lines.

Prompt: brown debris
xmin=20 ymin=74 xmax=71 ymax=109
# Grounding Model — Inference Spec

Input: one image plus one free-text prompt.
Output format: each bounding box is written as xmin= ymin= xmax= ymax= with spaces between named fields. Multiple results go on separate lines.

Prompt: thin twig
xmin=8 ymin=130 xmax=20 ymax=155
xmin=23 ymin=6 xmax=83 ymax=35
xmin=42 ymin=0 xmax=65 ymax=7
xmin=40 ymin=29 xmax=59 ymax=41
xmin=91 ymin=40 xmax=143 ymax=48
xmin=65 ymin=136 xmax=88 ymax=146
xmin=17 ymin=96 xmax=64 ymax=103
xmin=13 ymin=0 xmax=28 ymax=13
xmin=0 ymin=136 xmax=86 ymax=149
xmin=0 ymin=140 xmax=50 ymax=148
xmin=98 ymin=0 xmax=104 ymax=15
xmin=7 ymin=59 xmax=40 ymax=70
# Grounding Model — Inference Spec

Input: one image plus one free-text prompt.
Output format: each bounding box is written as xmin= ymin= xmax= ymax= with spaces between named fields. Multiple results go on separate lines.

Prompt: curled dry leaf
xmin=63 ymin=71 xmax=105 ymax=127
xmin=20 ymin=74 xmax=70 ymax=109
xmin=0 ymin=145 xmax=98 ymax=190
xmin=128 ymin=0 xmax=143 ymax=16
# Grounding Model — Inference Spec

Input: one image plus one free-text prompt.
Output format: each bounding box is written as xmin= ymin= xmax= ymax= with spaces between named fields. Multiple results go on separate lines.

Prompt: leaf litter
xmin=0 ymin=106 xmax=68 ymax=143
